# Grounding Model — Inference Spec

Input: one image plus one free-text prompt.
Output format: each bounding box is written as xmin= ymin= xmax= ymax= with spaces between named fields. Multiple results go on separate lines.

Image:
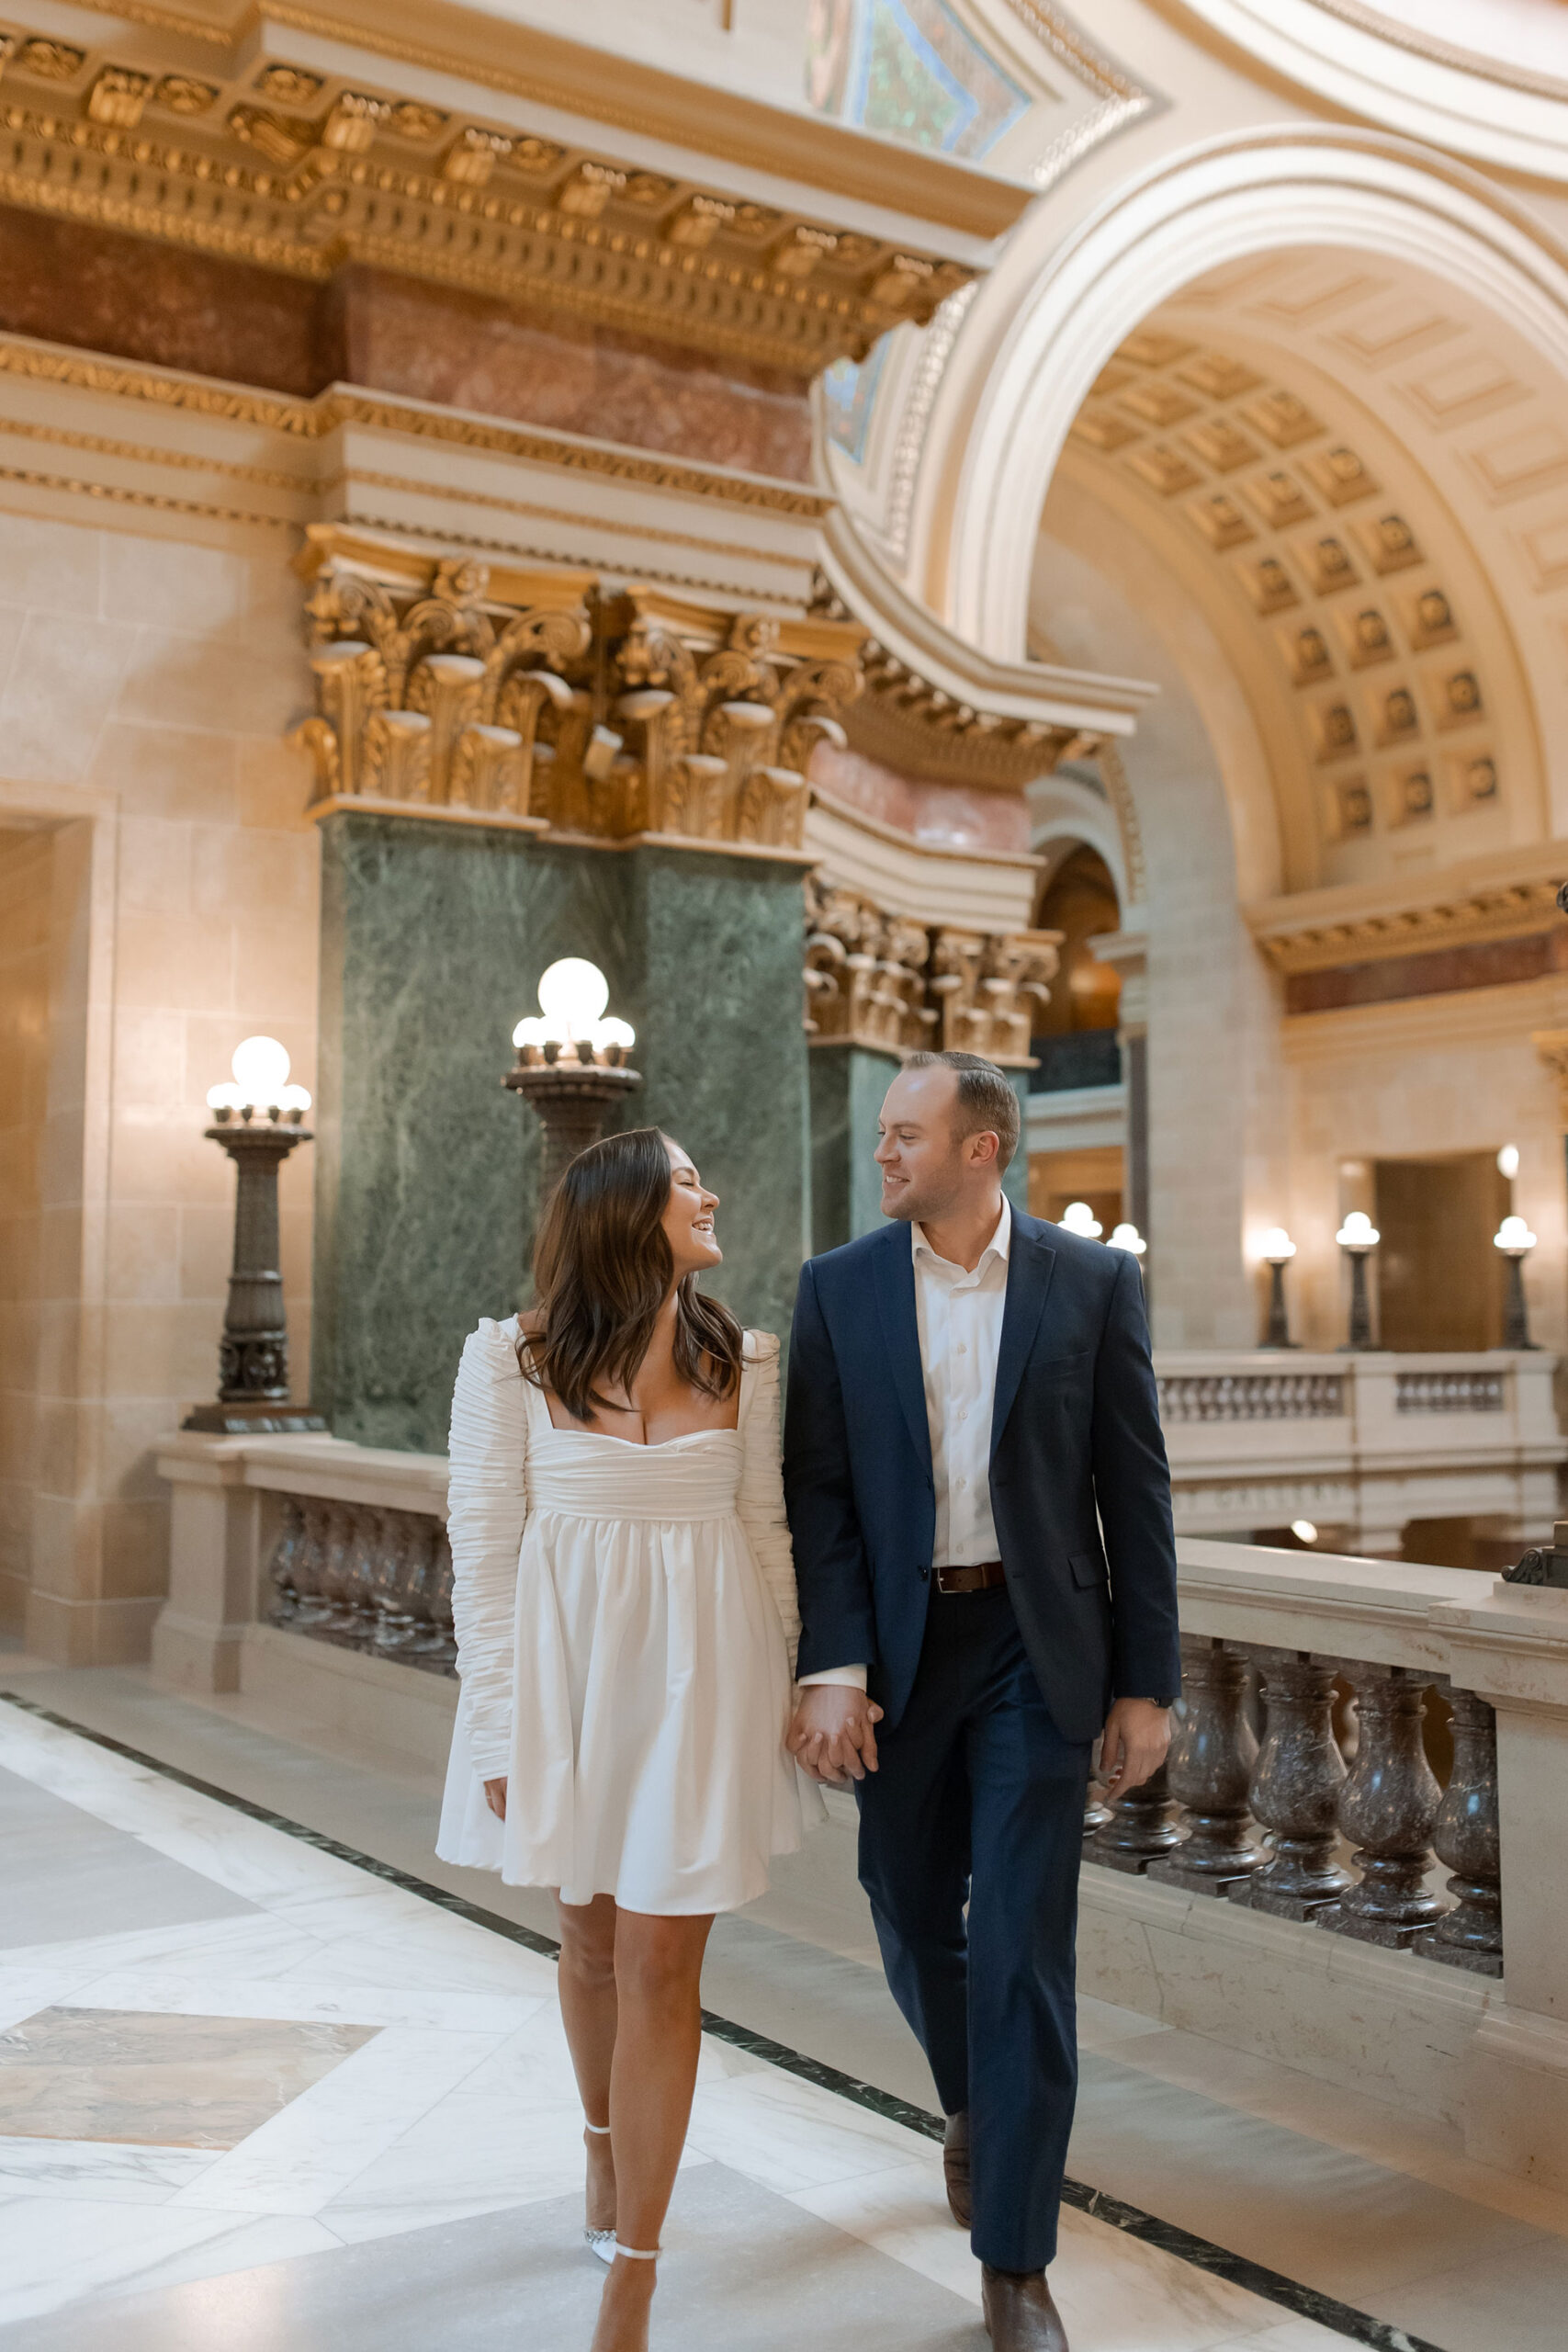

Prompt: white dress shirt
xmin=799 ymin=1197 xmax=1012 ymax=1692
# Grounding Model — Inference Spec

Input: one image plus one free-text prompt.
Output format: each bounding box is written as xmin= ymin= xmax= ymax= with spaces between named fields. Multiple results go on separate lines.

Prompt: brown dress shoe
xmin=942 ymin=2109 xmax=971 ymax=2228
xmin=981 ymin=2266 xmax=1068 ymax=2351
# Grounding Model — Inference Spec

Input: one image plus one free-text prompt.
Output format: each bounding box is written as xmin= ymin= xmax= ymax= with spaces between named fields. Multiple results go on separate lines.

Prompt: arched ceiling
xmin=1044 ymin=248 xmax=1559 ymax=898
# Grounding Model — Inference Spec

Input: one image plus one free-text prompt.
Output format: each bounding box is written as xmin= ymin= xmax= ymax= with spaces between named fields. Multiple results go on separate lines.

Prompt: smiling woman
xmin=434 ymin=1122 xmax=817 ymax=2352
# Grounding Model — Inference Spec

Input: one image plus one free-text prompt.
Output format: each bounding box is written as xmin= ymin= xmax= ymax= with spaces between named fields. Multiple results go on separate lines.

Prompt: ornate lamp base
xmin=182 ymin=1400 xmax=327 ymax=1433
xmin=503 ymin=1057 xmax=644 ymax=1195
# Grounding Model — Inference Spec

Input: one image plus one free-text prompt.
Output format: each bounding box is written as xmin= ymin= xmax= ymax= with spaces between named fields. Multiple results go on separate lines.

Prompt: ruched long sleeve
xmin=737 ymin=1331 xmax=800 ymax=1676
xmin=446 ymin=1316 xmax=528 ymax=1779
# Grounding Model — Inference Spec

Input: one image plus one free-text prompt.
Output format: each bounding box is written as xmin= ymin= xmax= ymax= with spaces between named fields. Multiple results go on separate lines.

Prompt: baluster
xmin=315 ymin=1502 xmax=366 ymax=1645
xmin=342 ymin=1506 xmax=384 ymax=1649
xmin=370 ymin=1508 xmax=425 ymax=1657
xmin=1318 ymin=1665 xmax=1444 ymax=1945
xmin=1090 ymin=1761 xmax=1181 ymax=1872
xmin=1232 ymin=1651 xmax=1350 ymax=1917
xmin=1149 ymin=1637 xmax=1264 ymax=1894
xmin=1083 ymin=1778 xmax=1112 ymax=1839
xmin=1414 ymin=1688 xmax=1503 ymax=1976
xmin=265 ymin=1497 xmax=306 ymax=1626
xmin=409 ymin=1523 xmax=457 ymax=1674
xmin=290 ymin=1496 xmax=334 ymax=1629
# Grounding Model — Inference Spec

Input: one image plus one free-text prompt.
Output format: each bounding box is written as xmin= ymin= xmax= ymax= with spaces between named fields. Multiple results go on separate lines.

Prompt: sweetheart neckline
xmin=536 ymin=1424 xmax=741 ymax=1452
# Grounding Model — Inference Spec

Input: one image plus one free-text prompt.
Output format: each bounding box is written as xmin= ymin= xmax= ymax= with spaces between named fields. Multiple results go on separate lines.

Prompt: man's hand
xmin=483 ymin=1776 xmax=507 ymax=1820
xmin=1098 ymin=1698 xmax=1169 ymax=1796
xmin=787 ymin=1687 xmax=885 ymax=1785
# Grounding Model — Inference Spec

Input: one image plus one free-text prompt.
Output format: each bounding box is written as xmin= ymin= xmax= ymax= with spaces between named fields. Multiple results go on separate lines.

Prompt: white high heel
xmin=583 ymin=2120 xmax=615 ymax=2265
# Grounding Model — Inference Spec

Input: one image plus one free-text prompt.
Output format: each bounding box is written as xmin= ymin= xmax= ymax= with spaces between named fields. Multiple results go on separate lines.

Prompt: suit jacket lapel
xmin=990 ymin=1221 xmax=1058 ymax=1463
xmin=873 ymin=1227 xmax=933 ymax=1478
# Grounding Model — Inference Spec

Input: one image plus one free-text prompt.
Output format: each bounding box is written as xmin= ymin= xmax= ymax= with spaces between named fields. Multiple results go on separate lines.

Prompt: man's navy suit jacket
xmin=783 ymin=1209 xmax=1182 ymax=1744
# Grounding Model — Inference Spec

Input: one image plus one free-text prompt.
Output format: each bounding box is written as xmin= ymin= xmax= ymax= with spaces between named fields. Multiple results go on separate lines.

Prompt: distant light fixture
xmin=1260 ymin=1227 xmax=1299 ymax=1349
xmin=187 ymin=1036 xmax=321 ymax=1431
xmin=1497 ymin=1143 xmax=1520 ymax=1180
xmin=1059 ymin=1201 xmax=1102 ymax=1238
xmin=1495 ymin=1215 xmax=1540 ymax=1351
xmin=1108 ymin=1222 xmax=1146 ymax=1257
xmin=1290 ymin=1520 xmax=1318 ymax=1545
xmin=1335 ymin=1212 xmax=1380 ymax=1351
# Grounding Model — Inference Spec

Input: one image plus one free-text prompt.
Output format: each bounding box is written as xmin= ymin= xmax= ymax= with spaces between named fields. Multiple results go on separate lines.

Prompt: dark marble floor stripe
xmin=0 ymin=1691 xmax=1449 ymax=2352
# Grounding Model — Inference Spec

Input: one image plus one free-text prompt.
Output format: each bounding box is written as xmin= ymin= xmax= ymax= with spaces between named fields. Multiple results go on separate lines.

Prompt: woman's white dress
xmin=436 ymin=1318 xmax=813 ymax=1914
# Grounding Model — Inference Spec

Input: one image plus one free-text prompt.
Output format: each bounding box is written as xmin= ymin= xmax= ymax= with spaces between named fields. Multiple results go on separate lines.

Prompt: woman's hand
xmin=484 ymin=1776 xmax=508 ymax=1820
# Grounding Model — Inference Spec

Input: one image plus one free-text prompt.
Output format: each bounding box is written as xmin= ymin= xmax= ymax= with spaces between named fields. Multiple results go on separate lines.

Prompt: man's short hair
xmin=903 ymin=1049 xmax=1021 ymax=1170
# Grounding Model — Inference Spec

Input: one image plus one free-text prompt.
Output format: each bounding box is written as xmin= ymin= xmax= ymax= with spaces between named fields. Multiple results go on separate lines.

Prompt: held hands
xmin=1098 ymin=1697 xmax=1170 ymax=1797
xmin=787 ymin=1686 xmax=885 ymax=1786
xmin=483 ymin=1777 xmax=507 ymax=1821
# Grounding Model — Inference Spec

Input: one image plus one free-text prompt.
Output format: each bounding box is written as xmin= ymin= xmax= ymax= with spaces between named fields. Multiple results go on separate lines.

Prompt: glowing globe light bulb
xmin=536 ymin=958 xmax=609 ymax=1043
xmin=513 ymin=1016 xmax=550 ymax=1051
xmin=278 ymin=1083 xmax=311 ymax=1115
xmin=1260 ymin=1227 xmax=1296 ymax=1263
xmin=1495 ymin=1215 xmax=1537 ymax=1254
xmin=231 ymin=1035 xmax=291 ymax=1105
xmin=1497 ymin=1144 xmax=1520 ymax=1180
xmin=1108 ymin=1222 xmax=1146 ymax=1257
xmin=206 ymin=1081 xmax=243 ymax=1113
xmin=1291 ymin=1520 xmax=1318 ymax=1545
xmin=1336 ymin=1211 xmax=1379 ymax=1250
xmin=592 ymin=1016 xmax=636 ymax=1054
xmin=1059 ymin=1201 xmax=1102 ymax=1239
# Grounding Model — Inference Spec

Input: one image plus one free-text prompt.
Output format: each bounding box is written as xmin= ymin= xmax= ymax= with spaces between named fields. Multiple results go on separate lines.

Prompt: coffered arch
xmin=919 ymin=130 xmax=1568 ymax=696
xmin=1052 ymin=309 xmax=1545 ymax=895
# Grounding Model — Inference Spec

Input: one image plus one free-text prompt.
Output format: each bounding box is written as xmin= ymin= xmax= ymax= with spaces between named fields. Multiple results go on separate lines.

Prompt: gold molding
xmin=0 ymin=58 xmax=983 ymax=373
xmin=0 ymin=341 xmax=836 ymax=515
xmin=0 ymin=457 xmax=289 ymax=526
xmin=292 ymin=525 xmax=867 ymax=854
xmin=805 ymin=871 xmax=1059 ymax=1064
xmin=1250 ymin=870 xmax=1568 ymax=976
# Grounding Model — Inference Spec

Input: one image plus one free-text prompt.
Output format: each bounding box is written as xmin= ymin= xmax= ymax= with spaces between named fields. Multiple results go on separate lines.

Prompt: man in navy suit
xmin=784 ymin=1051 xmax=1179 ymax=2352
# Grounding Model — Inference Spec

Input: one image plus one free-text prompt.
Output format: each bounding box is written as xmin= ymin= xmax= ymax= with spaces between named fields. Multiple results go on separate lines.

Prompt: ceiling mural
xmin=806 ymin=0 xmax=1032 ymax=161
xmin=1062 ymin=329 xmax=1507 ymax=887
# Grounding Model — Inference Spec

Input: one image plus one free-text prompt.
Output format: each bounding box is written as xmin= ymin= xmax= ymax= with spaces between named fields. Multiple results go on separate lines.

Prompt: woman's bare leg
xmin=591 ymin=1908 xmax=714 ymax=2352
xmin=555 ymin=1894 xmax=620 ymax=2234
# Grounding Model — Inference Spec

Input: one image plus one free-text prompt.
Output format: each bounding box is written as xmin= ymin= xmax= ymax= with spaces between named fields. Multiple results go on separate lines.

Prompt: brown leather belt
xmin=935 ymin=1560 xmax=1007 ymax=1596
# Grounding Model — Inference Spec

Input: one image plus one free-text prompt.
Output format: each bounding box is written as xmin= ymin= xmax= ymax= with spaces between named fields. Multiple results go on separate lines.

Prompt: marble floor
xmin=2 ymin=1647 xmax=1567 ymax=2351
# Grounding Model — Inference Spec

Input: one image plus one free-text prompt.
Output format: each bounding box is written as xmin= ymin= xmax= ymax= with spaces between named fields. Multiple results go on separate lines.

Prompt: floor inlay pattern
xmin=0 ymin=2006 xmax=378 ymax=2147
xmin=0 ymin=1687 xmax=1521 ymax=2351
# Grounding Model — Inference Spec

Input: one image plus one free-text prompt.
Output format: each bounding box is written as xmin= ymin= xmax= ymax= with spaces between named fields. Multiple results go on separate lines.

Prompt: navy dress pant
xmin=855 ymin=1585 xmax=1091 ymax=2273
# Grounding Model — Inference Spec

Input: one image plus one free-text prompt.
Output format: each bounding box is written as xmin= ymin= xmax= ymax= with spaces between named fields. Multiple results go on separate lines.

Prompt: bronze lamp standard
xmin=1494 ymin=1215 xmax=1539 ymax=1351
xmin=184 ymin=1035 xmax=324 ymax=1433
xmin=1336 ymin=1212 xmax=1380 ymax=1352
xmin=504 ymin=957 xmax=643 ymax=1198
xmin=1259 ymin=1227 xmax=1299 ymax=1350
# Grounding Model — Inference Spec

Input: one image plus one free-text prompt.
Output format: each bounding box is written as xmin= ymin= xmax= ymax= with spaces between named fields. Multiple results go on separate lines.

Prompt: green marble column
xmin=808 ymin=1044 xmax=901 ymax=1255
xmin=311 ymin=812 xmax=810 ymax=1452
xmin=1002 ymin=1069 xmax=1030 ymax=1218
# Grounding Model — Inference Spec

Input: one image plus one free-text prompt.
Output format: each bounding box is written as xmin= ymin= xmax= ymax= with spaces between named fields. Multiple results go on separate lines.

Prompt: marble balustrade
xmin=1085 ymin=1633 xmax=1502 ymax=1977
xmin=1156 ymin=1347 xmax=1562 ymax=1545
xmin=153 ymin=1430 xmax=1568 ymax=2185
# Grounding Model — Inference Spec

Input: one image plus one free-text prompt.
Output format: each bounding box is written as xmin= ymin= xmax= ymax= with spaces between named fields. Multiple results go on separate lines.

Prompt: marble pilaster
xmin=311 ymin=813 xmax=810 ymax=1449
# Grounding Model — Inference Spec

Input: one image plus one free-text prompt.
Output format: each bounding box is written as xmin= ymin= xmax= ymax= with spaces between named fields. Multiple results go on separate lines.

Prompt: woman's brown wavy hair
xmin=519 ymin=1126 xmax=742 ymax=1424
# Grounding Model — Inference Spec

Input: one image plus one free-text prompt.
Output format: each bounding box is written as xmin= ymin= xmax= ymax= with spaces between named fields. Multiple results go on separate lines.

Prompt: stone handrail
xmin=1152 ymin=1349 xmax=1561 ymax=1545
xmin=1080 ymin=1536 xmax=1568 ymax=2190
xmin=153 ymin=1426 xmax=1568 ymax=2188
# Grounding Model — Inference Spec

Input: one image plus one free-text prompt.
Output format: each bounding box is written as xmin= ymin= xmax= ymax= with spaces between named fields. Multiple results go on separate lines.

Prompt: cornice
xmin=49 ymin=0 xmax=1032 ymax=240
xmin=0 ymin=32 xmax=984 ymax=375
xmin=1247 ymin=845 xmax=1568 ymax=976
